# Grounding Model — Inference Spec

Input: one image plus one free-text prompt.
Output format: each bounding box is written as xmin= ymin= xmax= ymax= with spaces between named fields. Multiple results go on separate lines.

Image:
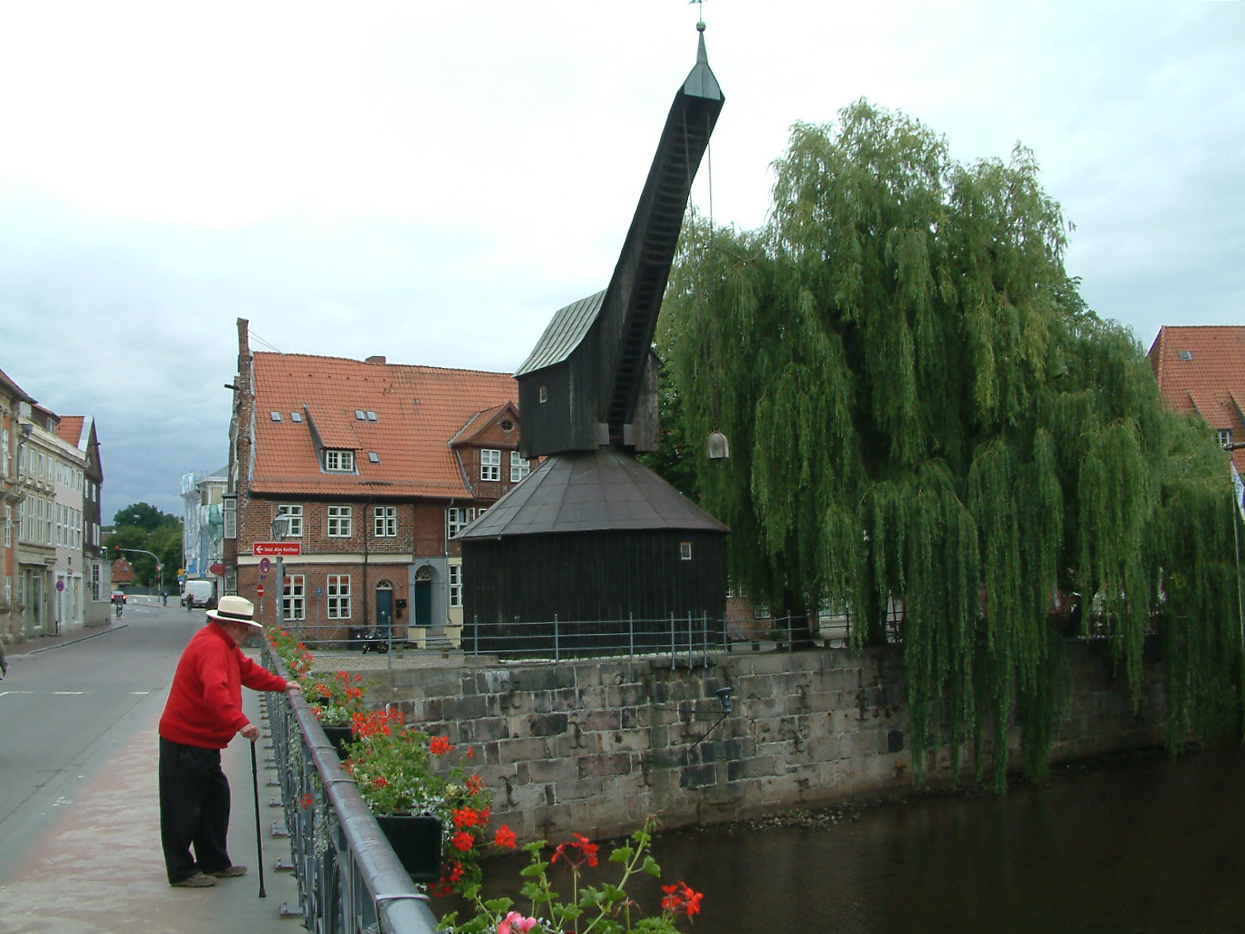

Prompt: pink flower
xmin=498 ymin=911 xmax=537 ymax=934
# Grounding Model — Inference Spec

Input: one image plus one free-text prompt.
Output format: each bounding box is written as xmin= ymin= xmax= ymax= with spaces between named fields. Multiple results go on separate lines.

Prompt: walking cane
xmin=250 ymin=739 xmax=267 ymax=898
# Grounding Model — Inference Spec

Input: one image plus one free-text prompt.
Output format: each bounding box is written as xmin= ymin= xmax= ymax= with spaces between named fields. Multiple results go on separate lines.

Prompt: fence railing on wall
xmin=262 ymin=643 xmax=440 ymax=934
xmin=464 ymin=613 xmax=727 ymax=665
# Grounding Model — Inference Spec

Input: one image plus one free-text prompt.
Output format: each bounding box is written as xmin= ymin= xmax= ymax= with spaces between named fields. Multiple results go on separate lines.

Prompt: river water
xmin=448 ymin=744 xmax=1245 ymax=934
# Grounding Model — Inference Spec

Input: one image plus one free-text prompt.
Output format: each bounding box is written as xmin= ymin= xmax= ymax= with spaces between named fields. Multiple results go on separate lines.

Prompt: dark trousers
xmin=158 ymin=736 xmax=233 ymax=883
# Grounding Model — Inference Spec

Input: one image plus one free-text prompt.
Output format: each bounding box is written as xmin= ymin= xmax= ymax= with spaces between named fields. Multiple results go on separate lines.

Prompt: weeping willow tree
xmin=657 ymin=100 xmax=1244 ymax=788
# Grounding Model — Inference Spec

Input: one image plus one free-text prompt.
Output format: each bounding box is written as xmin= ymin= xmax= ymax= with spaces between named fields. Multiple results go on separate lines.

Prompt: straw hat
xmin=206 ymin=595 xmax=261 ymax=628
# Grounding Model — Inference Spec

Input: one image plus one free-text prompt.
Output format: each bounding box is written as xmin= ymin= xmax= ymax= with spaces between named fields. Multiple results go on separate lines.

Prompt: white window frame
xmin=480 ymin=449 xmax=501 ymax=482
xmin=326 ymin=505 xmax=353 ymax=538
xmin=277 ymin=504 xmax=303 ymax=537
xmin=283 ymin=573 xmax=306 ymax=621
xmin=510 ymin=450 xmax=530 ymax=482
xmin=1218 ymin=428 xmax=1233 ymax=448
xmin=449 ymin=563 xmax=463 ymax=608
xmin=374 ymin=505 xmax=397 ymax=537
xmin=327 ymin=574 xmax=351 ymax=620
xmin=324 ymin=449 xmax=355 ymax=473
xmin=447 ymin=506 xmax=476 ymax=538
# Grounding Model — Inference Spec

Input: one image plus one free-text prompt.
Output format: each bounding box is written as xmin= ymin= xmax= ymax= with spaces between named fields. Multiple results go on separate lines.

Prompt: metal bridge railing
xmin=262 ymin=643 xmax=441 ymax=934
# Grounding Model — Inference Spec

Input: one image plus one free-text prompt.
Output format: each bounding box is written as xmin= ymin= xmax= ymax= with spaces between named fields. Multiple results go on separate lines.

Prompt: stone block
xmin=461 ymin=717 xmax=510 ymax=744
xmin=497 ymin=736 xmax=549 ymax=764
xmin=577 ymin=752 xmax=634 ymax=779
xmin=580 ymin=708 xmax=622 ymax=732
xmin=530 ymin=712 xmax=569 ymax=737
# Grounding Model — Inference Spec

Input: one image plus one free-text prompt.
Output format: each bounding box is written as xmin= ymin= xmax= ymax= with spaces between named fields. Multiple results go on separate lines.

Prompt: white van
xmin=181 ymin=579 xmax=216 ymax=609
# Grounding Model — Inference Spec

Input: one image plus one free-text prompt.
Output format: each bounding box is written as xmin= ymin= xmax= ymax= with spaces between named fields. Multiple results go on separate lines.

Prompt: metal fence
xmin=262 ymin=644 xmax=440 ymax=934
xmin=464 ymin=613 xmax=728 ymax=664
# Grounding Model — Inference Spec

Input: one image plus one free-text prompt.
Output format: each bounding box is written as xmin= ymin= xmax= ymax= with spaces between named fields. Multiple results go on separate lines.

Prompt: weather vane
xmin=689 ymin=0 xmax=706 ymax=30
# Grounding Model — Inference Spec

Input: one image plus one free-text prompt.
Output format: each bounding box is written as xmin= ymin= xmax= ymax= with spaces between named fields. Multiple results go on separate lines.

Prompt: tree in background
xmin=107 ymin=503 xmax=183 ymax=592
xmin=113 ymin=502 xmax=179 ymax=533
xmin=658 ymin=100 xmax=1243 ymax=786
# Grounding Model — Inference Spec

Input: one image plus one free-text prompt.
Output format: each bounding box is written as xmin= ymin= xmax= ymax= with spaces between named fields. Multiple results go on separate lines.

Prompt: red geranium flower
xmin=494 ymin=825 xmax=518 ymax=849
xmin=551 ymin=832 xmax=599 ymax=868
xmin=429 ymin=735 xmax=455 ymax=756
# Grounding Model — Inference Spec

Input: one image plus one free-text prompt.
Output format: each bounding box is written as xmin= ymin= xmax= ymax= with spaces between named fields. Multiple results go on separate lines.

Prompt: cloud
xmin=0 ymin=0 xmax=1240 ymax=520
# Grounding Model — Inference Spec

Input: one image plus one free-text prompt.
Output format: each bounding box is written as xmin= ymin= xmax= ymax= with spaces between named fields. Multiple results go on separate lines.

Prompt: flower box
xmin=321 ymin=723 xmax=353 ymax=759
xmin=376 ymin=814 xmax=442 ymax=883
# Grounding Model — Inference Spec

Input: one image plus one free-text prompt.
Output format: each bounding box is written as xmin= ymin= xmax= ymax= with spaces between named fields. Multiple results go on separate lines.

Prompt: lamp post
xmin=116 ymin=547 xmax=164 ymax=602
xmin=271 ymin=515 xmax=292 ymax=638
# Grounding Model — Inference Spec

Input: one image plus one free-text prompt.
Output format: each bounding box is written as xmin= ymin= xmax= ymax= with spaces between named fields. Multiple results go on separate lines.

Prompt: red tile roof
xmin=250 ymin=353 xmax=519 ymax=499
xmin=56 ymin=415 xmax=86 ymax=447
xmin=1148 ymin=325 xmax=1245 ymax=472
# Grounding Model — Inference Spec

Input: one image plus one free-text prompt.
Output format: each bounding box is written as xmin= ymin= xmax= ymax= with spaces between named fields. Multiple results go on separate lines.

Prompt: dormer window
xmin=1218 ymin=428 xmax=1233 ymax=448
xmin=324 ymin=449 xmax=355 ymax=472
xmin=480 ymin=449 xmax=501 ymax=482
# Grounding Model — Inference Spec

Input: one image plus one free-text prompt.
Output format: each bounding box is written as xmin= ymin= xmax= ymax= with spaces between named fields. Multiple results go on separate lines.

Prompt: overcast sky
xmin=1 ymin=1 xmax=1240 ymax=523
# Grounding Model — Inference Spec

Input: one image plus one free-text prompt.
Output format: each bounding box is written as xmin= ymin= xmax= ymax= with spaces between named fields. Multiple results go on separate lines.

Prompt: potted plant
xmin=344 ymin=708 xmax=493 ymax=892
xmin=268 ymin=627 xmax=314 ymax=679
xmin=302 ymin=669 xmax=368 ymax=755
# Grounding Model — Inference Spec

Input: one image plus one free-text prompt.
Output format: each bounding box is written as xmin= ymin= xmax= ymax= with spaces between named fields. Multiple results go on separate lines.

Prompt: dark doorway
xmin=414 ymin=566 xmax=432 ymax=627
xmin=376 ymin=581 xmax=394 ymax=637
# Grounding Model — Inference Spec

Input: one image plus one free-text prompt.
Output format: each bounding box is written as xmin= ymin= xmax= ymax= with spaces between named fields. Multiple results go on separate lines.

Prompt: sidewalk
xmin=0 ymin=628 xmax=303 ymax=934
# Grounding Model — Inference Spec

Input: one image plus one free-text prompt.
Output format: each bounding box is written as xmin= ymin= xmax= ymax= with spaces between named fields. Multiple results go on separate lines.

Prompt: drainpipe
xmin=362 ymin=496 xmax=370 ymax=631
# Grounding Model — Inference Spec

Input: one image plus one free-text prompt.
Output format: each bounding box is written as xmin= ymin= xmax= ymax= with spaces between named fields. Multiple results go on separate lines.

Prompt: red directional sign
xmin=257 ymin=584 xmax=265 ymax=598
xmin=253 ymin=542 xmax=301 ymax=556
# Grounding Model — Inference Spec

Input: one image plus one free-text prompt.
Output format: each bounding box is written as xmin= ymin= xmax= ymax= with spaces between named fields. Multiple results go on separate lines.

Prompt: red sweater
xmin=159 ymin=622 xmax=288 ymax=749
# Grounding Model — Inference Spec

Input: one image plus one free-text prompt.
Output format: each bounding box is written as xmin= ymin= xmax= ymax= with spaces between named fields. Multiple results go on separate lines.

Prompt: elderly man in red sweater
xmin=158 ymin=595 xmax=301 ymax=888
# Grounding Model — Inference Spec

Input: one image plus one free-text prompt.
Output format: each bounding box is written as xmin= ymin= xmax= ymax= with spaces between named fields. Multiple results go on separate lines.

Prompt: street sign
xmin=209 ymin=562 xmax=225 ymax=575
xmin=257 ymin=584 xmax=265 ymax=598
xmin=259 ymin=557 xmax=272 ymax=575
xmin=253 ymin=542 xmax=301 ymax=556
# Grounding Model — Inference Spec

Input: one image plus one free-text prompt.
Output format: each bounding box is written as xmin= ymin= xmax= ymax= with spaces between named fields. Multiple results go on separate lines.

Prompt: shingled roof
xmin=1149 ymin=325 xmax=1245 ymax=472
xmin=457 ymin=448 xmax=729 ymax=538
xmin=250 ymin=352 xmax=519 ymax=499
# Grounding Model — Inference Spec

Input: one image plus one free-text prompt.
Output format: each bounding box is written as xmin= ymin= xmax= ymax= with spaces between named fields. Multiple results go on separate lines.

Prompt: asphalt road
xmin=0 ymin=600 xmax=200 ymax=863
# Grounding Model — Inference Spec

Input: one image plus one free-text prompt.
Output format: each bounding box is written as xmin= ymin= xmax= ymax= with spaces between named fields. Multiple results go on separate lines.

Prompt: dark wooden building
xmin=460 ymin=450 xmax=728 ymax=656
xmin=460 ymin=29 xmax=728 ymax=656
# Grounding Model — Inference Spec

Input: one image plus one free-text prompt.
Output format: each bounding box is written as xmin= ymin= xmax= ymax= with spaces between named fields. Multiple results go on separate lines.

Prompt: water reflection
xmin=443 ymin=745 xmax=1245 ymax=934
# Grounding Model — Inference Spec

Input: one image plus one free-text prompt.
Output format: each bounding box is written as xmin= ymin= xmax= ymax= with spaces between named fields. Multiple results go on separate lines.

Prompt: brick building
xmin=1149 ymin=325 xmax=1245 ymax=474
xmin=223 ymin=319 xmax=530 ymax=648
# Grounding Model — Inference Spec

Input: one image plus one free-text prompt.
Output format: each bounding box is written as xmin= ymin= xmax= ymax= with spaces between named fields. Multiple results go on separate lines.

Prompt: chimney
xmin=365 ymin=355 xmax=387 ymax=365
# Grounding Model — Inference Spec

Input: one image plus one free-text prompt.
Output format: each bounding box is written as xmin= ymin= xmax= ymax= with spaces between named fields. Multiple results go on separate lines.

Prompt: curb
xmin=8 ymin=623 xmax=130 ymax=658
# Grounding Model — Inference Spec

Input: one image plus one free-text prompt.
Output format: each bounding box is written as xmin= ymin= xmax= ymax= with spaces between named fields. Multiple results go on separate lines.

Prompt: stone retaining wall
xmin=367 ymin=642 xmax=1165 ymax=845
